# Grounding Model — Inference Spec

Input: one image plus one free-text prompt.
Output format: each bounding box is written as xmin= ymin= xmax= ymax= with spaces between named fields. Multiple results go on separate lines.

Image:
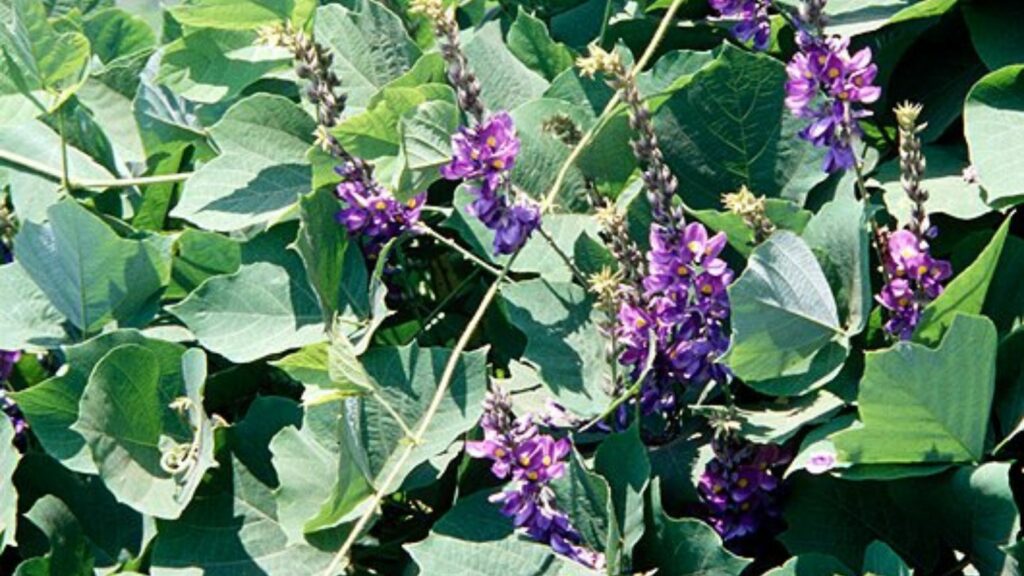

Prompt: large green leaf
xmin=652 ymin=44 xmax=827 ymax=210
xmin=0 ymin=260 xmax=67 ymax=350
xmin=964 ymin=2 xmax=1024 ymax=71
xmin=463 ymin=21 xmax=549 ymax=113
xmin=552 ymin=450 xmax=615 ymax=557
xmin=879 ymin=145 xmax=990 ymax=223
xmin=314 ymin=1 xmax=422 ymax=114
xmin=168 ymin=257 xmax=327 ymax=363
xmin=635 ymin=480 xmax=751 ymax=575
xmin=169 ymin=0 xmax=316 ymax=30
xmin=352 ymin=343 xmax=489 ymax=490
xmin=765 ymin=555 xmax=854 ymax=576
xmin=965 ymin=65 xmax=1024 ymax=207
xmin=725 ymin=231 xmax=846 ymax=394
xmin=833 ymin=314 xmax=997 ymax=465
xmin=71 ymin=344 xmax=204 ymax=519
xmin=507 ymin=8 xmax=575 ymax=82
xmin=14 ymin=200 xmax=171 ymax=335
xmin=171 ymin=94 xmax=315 ymax=232
xmin=593 ymin=424 xmax=649 ymax=570
xmin=502 ymin=279 xmax=612 ymax=417
xmin=156 ymin=29 xmax=290 ymax=104
xmin=334 ymin=84 xmax=453 ymax=161
xmin=406 ymin=490 xmax=597 ymax=575
xmin=295 ymin=189 xmax=369 ymax=325
xmin=0 ymin=417 xmax=19 ymax=551
xmin=19 ymin=496 xmax=94 ymax=575
xmin=913 ymin=216 xmax=1010 ymax=345
xmin=0 ymin=0 xmax=90 ymax=111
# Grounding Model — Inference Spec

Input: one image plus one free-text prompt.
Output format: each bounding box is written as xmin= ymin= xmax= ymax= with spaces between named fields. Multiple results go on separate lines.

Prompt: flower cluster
xmin=877 ymin=230 xmax=950 ymax=340
xmin=442 ymin=112 xmax=540 ymax=255
xmin=0 ymin=246 xmax=27 ymax=443
xmin=466 ymin=388 xmax=605 ymax=570
xmin=334 ymin=162 xmax=424 ymax=256
xmin=785 ymin=32 xmax=881 ymax=172
xmin=617 ymin=222 xmax=733 ymax=416
xmin=709 ymin=0 xmax=772 ymax=51
xmin=698 ymin=438 xmax=790 ymax=542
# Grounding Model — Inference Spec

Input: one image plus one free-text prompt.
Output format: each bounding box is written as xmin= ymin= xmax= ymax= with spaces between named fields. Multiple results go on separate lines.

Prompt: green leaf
xmin=314 ymin=1 xmax=422 ymax=114
xmin=890 ymin=464 xmax=1019 ymax=576
xmin=295 ymin=189 xmax=369 ymax=324
xmin=914 ymin=216 xmax=1010 ymax=345
xmin=507 ymin=8 xmax=575 ymax=82
xmin=764 ymin=554 xmax=854 ymax=576
xmin=168 ymin=229 xmax=242 ymax=299
xmin=652 ymin=44 xmax=827 ymax=210
xmin=82 ymin=8 xmax=156 ymax=63
xmin=833 ymin=314 xmax=997 ymax=465
xmin=156 ymin=28 xmax=290 ymax=104
xmin=781 ymin=473 xmax=940 ymax=571
xmin=502 ymin=279 xmax=612 ymax=417
xmin=71 ymin=344 xmax=201 ymax=519
xmin=14 ymin=200 xmax=171 ymax=335
xmin=593 ymin=424 xmax=649 ymax=570
xmin=691 ymin=199 xmax=813 ymax=258
xmin=406 ymin=490 xmax=597 ymax=575
xmin=510 ymin=99 xmax=592 ymax=207
xmin=862 ymin=541 xmax=911 ymax=576
xmin=400 ymin=99 xmax=459 ymax=177
xmin=0 ymin=0 xmax=91 ymax=111
xmin=463 ymin=21 xmax=549 ymax=112
xmin=334 ymin=84 xmax=453 ymax=161
xmin=168 ymin=258 xmax=327 ymax=363
xmin=636 ymin=480 xmax=751 ymax=575
xmin=20 ymin=496 xmax=94 ymax=576
xmin=964 ymin=2 xmax=1024 ymax=71
xmin=0 ymin=418 xmax=20 ymax=551
xmin=353 ymin=343 xmax=489 ymax=490
xmin=270 ymin=402 xmax=371 ymax=543
xmin=14 ymin=331 xmax=186 ymax=474
xmin=725 ymin=231 xmax=846 ymax=393
xmin=552 ymin=450 xmax=615 ymax=556
xmin=879 ymin=145 xmax=990 ymax=223
xmin=965 ymin=65 xmax=1024 ymax=207
xmin=636 ymin=49 xmax=715 ymax=98
xmin=733 ymin=389 xmax=845 ymax=444
xmin=171 ymin=93 xmax=315 ymax=232
xmin=0 ymin=260 xmax=67 ymax=350
xmin=169 ymin=0 xmax=316 ymax=30
xmin=802 ymin=192 xmax=872 ymax=335
xmin=326 ymin=332 xmax=374 ymax=394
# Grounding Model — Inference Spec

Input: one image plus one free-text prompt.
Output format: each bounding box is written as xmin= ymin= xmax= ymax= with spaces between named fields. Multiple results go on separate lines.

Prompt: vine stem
xmin=541 ymin=0 xmax=687 ymax=213
xmin=322 ymin=254 xmax=519 ymax=576
xmin=0 ymin=149 xmax=193 ymax=189
xmin=415 ymin=223 xmax=504 ymax=277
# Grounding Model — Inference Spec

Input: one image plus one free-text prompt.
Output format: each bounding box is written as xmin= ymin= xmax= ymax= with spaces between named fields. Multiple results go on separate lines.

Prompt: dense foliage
xmin=0 ymin=0 xmax=1023 ymax=574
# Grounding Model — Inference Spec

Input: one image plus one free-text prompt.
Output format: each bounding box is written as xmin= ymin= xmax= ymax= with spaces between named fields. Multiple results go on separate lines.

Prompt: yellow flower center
xmin=917 ymin=265 xmax=929 ymax=276
xmin=374 ymin=201 xmax=387 ymax=210
xmin=494 ymin=448 xmax=506 ymax=458
xmin=838 ymin=90 xmax=849 ymax=100
xmin=804 ymin=70 xmax=814 ymax=79
xmin=527 ymin=471 xmax=539 ymax=481
xmin=635 ymin=317 xmax=647 ymax=328
xmin=817 ymin=54 xmax=827 ymax=65
xmin=519 ymin=455 xmax=530 ymax=466
xmin=701 ymin=284 xmax=714 ymax=295
xmin=470 ymin=150 xmax=480 ymax=160
xmin=492 ymin=159 xmax=505 ymax=170
xmin=407 ymin=198 xmax=418 ymax=208
xmin=827 ymin=67 xmax=840 ymax=79
xmin=486 ymin=136 xmax=497 ymax=147
xmin=854 ymin=76 xmax=864 ymax=86
xmin=901 ymin=247 xmax=916 ymax=259
xmin=687 ymin=240 xmax=701 ymax=253
xmin=737 ymin=478 xmax=749 ymax=488
xmin=713 ymin=484 xmax=724 ymax=494
xmin=740 ymin=501 xmax=751 ymax=511
xmin=898 ymin=297 xmax=910 ymax=307
xmin=542 ymin=456 xmax=551 ymax=466
xmin=676 ymin=265 xmax=689 ymax=276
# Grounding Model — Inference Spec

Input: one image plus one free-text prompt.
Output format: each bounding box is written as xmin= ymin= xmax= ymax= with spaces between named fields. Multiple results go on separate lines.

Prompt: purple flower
xmin=785 ymin=33 xmax=880 ymax=173
xmin=442 ymin=113 xmax=540 ymax=255
xmin=876 ymin=230 xmax=951 ymax=340
xmin=709 ymin=0 xmax=772 ymax=51
xmin=334 ymin=162 xmax=424 ymax=256
xmin=441 ymin=111 xmax=520 ymax=189
xmin=467 ymin=388 xmax=605 ymax=570
xmin=698 ymin=438 xmax=790 ymax=542
xmin=616 ymin=222 xmax=733 ymax=419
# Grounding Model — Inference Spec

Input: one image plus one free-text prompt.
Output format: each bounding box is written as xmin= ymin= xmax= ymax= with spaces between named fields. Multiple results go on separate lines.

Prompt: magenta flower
xmin=698 ymin=438 xmax=790 ymax=543
xmin=876 ymin=230 xmax=951 ymax=340
xmin=708 ymin=0 xmax=772 ymax=51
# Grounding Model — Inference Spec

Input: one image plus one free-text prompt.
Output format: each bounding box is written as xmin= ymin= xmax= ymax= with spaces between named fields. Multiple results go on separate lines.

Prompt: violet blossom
xmin=466 ymin=388 xmax=605 ymax=570
xmin=441 ymin=112 xmax=540 ymax=255
xmin=784 ymin=28 xmax=881 ymax=172
xmin=0 ymin=243 xmax=26 ymax=442
xmin=709 ymin=0 xmax=772 ymax=51
xmin=334 ymin=161 xmax=424 ymax=256
xmin=616 ymin=222 xmax=734 ymax=418
xmin=698 ymin=438 xmax=790 ymax=542
xmin=876 ymin=230 xmax=950 ymax=340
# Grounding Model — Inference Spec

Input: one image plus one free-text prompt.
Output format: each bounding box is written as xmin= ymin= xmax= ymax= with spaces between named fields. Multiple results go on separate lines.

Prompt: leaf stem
xmin=542 ymin=0 xmax=687 ymax=212
xmin=0 ymin=149 xmax=193 ymax=189
xmin=58 ymin=113 xmax=70 ymax=192
xmin=536 ymin=224 xmax=587 ymax=285
xmin=415 ymin=223 xmax=503 ymax=277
